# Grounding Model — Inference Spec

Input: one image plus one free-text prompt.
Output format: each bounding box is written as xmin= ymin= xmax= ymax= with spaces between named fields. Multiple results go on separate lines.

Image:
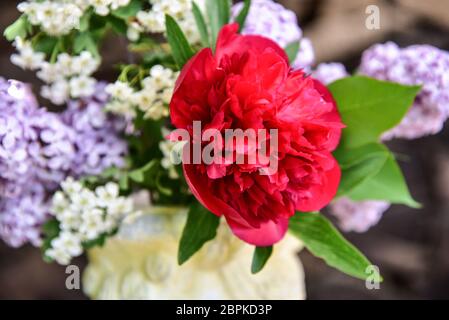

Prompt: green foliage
xmin=4 ymin=15 xmax=32 ymax=41
xmin=41 ymin=219 xmax=61 ymax=263
xmin=32 ymin=35 xmax=58 ymax=56
xmin=330 ymin=76 xmax=420 ymax=207
xmin=74 ymin=32 xmax=99 ymax=56
xmin=285 ymin=40 xmax=300 ymax=65
xmin=128 ymin=159 xmax=160 ymax=184
xmin=346 ymin=152 xmax=420 ymax=208
xmin=165 ymin=14 xmax=195 ymax=69
xmin=251 ymin=246 xmax=273 ymax=274
xmin=289 ymin=212 xmax=382 ymax=281
xmin=335 ymin=143 xmax=389 ymax=196
xmin=105 ymin=15 xmax=128 ymax=34
xmin=206 ymin=0 xmax=231 ymax=50
xmin=328 ymin=76 xmax=421 ymax=149
xmin=111 ymin=0 xmax=142 ymax=19
xmin=178 ymin=202 xmax=220 ymax=265
xmin=234 ymin=0 xmax=251 ymax=32
xmin=192 ymin=1 xmax=210 ymax=48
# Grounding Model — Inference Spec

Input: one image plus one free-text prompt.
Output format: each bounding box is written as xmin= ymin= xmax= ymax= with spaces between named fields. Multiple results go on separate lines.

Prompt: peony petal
xmin=295 ymin=155 xmax=341 ymax=212
xmin=225 ymin=214 xmax=289 ymax=246
xmin=215 ymin=24 xmax=289 ymax=66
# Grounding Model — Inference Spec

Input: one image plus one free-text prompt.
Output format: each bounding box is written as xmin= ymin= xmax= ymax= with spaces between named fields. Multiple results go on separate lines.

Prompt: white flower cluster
xmin=105 ymin=65 xmax=178 ymax=120
xmin=46 ymin=177 xmax=134 ymax=265
xmin=10 ymin=37 xmax=45 ymax=71
xmin=40 ymin=51 xmax=100 ymax=104
xmin=11 ymin=38 xmax=100 ymax=104
xmin=128 ymin=0 xmax=204 ymax=43
xmin=17 ymin=0 xmax=131 ymax=36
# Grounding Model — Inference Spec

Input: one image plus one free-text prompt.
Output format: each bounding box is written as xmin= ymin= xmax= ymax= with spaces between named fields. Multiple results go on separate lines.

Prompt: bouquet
xmin=2 ymin=0 xmax=449 ymax=299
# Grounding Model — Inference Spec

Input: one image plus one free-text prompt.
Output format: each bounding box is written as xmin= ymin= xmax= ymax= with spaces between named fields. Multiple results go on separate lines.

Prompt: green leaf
xmin=79 ymin=9 xmax=92 ymax=32
xmin=251 ymin=246 xmax=273 ymax=274
xmin=4 ymin=15 xmax=31 ymax=41
xmin=335 ymin=143 xmax=389 ymax=196
xmin=192 ymin=1 xmax=210 ymax=48
xmin=41 ymin=218 xmax=61 ymax=263
xmin=33 ymin=36 xmax=58 ymax=55
xmin=128 ymin=159 xmax=159 ymax=183
xmin=206 ymin=0 xmax=231 ymax=50
xmin=289 ymin=212 xmax=382 ymax=281
xmin=346 ymin=152 xmax=420 ymax=208
xmin=285 ymin=40 xmax=300 ymax=65
xmin=83 ymin=233 xmax=109 ymax=249
xmin=234 ymin=0 xmax=251 ymax=32
xmin=165 ymin=15 xmax=195 ymax=69
xmin=111 ymin=0 xmax=142 ymax=19
xmin=178 ymin=202 xmax=220 ymax=265
xmin=106 ymin=15 xmax=128 ymax=34
xmin=74 ymin=32 xmax=99 ymax=56
xmin=328 ymin=76 xmax=421 ymax=149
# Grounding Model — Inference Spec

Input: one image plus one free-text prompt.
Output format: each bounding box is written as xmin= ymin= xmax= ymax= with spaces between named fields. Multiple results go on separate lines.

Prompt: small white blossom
xmin=134 ymin=0 xmax=204 ymax=44
xmin=37 ymin=62 xmax=62 ymax=83
xmin=18 ymin=1 xmax=83 ymax=36
xmin=105 ymin=81 xmax=134 ymax=100
xmin=45 ymin=178 xmax=136 ymax=265
xmin=50 ymin=231 xmax=83 ymax=259
xmin=72 ymin=51 xmax=100 ymax=76
xmin=69 ymin=75 xmax=96 ymax=98
xmin=10 ymin=38 xmax=45 ymax=70
xmin=40 ymin=80 xmax=70 ymax=105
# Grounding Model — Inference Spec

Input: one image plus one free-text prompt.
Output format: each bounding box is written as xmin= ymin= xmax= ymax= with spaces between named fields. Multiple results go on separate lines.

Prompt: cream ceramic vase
xmin=82 ymin=206 xmax=306 ymax=300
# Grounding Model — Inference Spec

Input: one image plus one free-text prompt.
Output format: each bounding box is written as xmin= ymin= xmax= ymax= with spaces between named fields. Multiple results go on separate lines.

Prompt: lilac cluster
xmin=312 ymin=63 xmax=348 ymax=85
xmin=359 ymin=42 xmax=449 ymax=140
xmin=0 ymin=78 xmax=38 ymax=198
xmin=61 ymin=82 xmax=128 ymax=177
xmin=231 ymin=0 xmax=315 ymax=71
xmin=329 ymin=198 xmax=391 ymax=233
xmin=0 ymin=79 xmax=128 ymax=247
xmin=0 ymin=185 xmax=48 ymax=247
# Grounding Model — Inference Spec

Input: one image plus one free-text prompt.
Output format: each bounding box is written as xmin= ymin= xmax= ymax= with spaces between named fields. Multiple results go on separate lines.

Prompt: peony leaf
xmin=111 ymin=0 xmax=142 ymax=19
xmin=178 ymin=202 xmax=220 ymax=265
xmin=251 ymin=246 xmax=273 ymax=274
xmin=285 ymin=40 xmax=300 ymax=65
xmin=328 ymin=76 xmax=421 ymax=149
xmin=192 ymin=1 xmax=210 ymax=48
xmin=234 ymin=0 xmax=251 ymax=33
xmin=345 ymin=152 xmax=421 ymax=208
xmin=206 ymin=0 xmax=231 ymax=50
xmin=165 ymin=14 xmax=195 ymax=69
xmin=4 ymin=15 xmax=32 ymax=41
xmin=335 ymin=143 xmax=389 ymax=197
xmin=289 ymin=212 xmax=382 ymax=281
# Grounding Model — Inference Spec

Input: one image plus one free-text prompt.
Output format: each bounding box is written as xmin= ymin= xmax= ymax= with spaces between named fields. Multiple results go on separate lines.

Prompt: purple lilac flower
xmin=27 ymin=109 xmax=76 ymax=188
xmin=359 ymin=42 xmax=449 ymax=140
xmin=231 ymin=0 xmax=315 ymax=71
xmin=0 ymin=184 xmax=49 ymax=248
xmin=313 ymin=63 xmax=349 ymax=85
xmin=329 ymin=198 xmax=391 ymax=233
xmin=0 ymin=80 xmax=127 ymax=247
xmin=0 ymin=78 xmax=37 ymax=198
xmin=61 ymin=82 xmax=128 ymax=177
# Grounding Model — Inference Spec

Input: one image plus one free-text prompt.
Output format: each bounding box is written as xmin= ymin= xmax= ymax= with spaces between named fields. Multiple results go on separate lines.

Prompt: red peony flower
xmin=170 ymin=24 xmax=344 ymax=246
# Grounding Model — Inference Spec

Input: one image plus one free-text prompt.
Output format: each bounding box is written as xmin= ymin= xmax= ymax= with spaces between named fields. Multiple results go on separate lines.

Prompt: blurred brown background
xmin=1 ymin=0 xmax=449 ymax=299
